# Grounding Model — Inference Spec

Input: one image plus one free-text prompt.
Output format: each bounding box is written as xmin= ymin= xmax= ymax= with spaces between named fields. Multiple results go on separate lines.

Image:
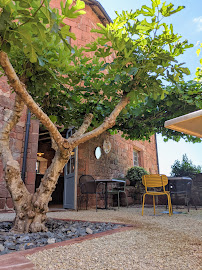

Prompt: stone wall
xmin=78 ymin=131 xmax=158 ymax=179
xmin=0 ymin=76 xmax=39 ymax=209
xmin=78 ymin=131 xmax=158 ymax=208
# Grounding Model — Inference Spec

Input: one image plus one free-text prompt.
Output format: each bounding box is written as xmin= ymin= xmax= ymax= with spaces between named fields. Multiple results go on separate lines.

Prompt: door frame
xmin=73 ymin=146 xmax=78 ymax=210
xmin=63 ymin=127 xmax=78 ymax=210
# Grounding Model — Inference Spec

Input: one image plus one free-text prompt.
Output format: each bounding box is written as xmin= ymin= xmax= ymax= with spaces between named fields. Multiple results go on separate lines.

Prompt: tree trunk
xmin=5 ymin=149 xmax=71 ymax=233
xmin=29 ymin=149 xmax=71 ymax=232
xmin=0 ymin=91 xmax=71 ymax=233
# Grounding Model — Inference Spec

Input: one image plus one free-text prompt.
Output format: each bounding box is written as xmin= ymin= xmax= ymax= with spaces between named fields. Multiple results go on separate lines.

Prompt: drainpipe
xmin=155 ymin=133 xmax=160 ymax=174
xmin=21 ymin=109 xmax=31 ymax=182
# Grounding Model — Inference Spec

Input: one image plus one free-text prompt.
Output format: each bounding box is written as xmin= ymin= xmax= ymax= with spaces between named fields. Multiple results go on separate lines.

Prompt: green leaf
xmin=141 ymin=5 xmax=155 ymax=16
xmin=74 ymin=0 xmax=85 ymax=10
xmin=128 ymin=67 xmax=138 ymax=76
xmin=30 ymin=46 xmax=38 ymax=63
xmin=1 ymin=41 xmax=11 ymax=53
xmin=19 ymin=0 xmax=30 ymax=8
xmin=196 ymin=48 xmax=201 ymax=57
xmin=0 ymin=0 xmax=12 ymax=7
xmin=151 ymin=0 xmax=161 ymax=8
xmin=49 ymin=115 xmax=58 ymax=123
xmin=61 ymin=25 xmax=76 ymax=40
xmin=36 ymin=23 xmax=46 ymax=40
xmin=179 ymin=67 xmax=190 ymax=75
xmin=38 ymin=56 xmax=45 ymax=66
xmin=18 ymin=27 xmax=32 ymax=42
xmin=61 ymin=0 xmax=85 ymax=18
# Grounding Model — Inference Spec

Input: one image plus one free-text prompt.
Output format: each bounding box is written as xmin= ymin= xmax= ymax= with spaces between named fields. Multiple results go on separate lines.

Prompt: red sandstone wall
xmin=0 ymin=76 xmax=39 ymax=209
xmin=78 ymin=132 xmax=158 ymax=208
xmin=78 ymin=132 xmax=158 ymax=181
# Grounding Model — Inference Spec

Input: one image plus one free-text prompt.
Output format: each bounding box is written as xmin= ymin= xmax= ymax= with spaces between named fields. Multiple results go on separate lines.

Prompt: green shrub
xmin=126 ymin=166 xmax=149 ymax=187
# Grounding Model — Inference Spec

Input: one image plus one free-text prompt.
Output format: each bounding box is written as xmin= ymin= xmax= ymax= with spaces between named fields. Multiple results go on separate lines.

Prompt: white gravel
xmin=1 ymin=206 xmax=201 ymax=269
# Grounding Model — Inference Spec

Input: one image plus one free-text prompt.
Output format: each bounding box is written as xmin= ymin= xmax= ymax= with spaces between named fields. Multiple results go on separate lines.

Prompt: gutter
xmin=21 ymin=109 xmax=31 ymax=182
xmin=85 ymin=0 xmax=113 ymax=25
xmin=155 ymin=133 xmax=160 ymax=174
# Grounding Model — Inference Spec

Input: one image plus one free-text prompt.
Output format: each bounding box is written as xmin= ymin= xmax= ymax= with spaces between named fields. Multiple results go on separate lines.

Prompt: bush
xmin=126 ymin=166 xmax=149 ymax=187
xmin=171 ymin=154 xmax=202 ymax=178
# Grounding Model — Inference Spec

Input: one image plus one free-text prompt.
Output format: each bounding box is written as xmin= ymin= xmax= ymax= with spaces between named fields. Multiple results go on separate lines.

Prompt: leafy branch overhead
xmin=0 ymin=0 xmax=201 ymax=143
xmin=0 ymin=0 xmax=85 ymax=61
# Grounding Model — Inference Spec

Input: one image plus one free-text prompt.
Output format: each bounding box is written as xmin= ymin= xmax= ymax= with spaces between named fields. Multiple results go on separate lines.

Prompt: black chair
xmin=78 ymin=175 xmax=96 ymax=210
xmin=78 ymin=175 xmax=105 ymax=211
xmin=168 ymin=179 xmax=197 ymax=212
xmin=108 ymin=180 xmax=128 ymax=208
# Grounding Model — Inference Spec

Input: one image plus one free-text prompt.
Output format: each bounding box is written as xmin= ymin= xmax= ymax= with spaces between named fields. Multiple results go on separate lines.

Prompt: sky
xmin=99 ymin=0 xmax=202 ymax=175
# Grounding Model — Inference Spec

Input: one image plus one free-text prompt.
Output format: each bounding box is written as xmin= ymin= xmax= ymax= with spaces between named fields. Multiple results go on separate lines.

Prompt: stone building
xmin=0 ymin=0 xmax=158 ymax=210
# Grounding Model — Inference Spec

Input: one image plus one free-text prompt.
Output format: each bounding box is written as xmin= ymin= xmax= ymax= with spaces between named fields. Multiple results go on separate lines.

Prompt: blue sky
xmin=99 ymin=0 xmax=202 ymax=175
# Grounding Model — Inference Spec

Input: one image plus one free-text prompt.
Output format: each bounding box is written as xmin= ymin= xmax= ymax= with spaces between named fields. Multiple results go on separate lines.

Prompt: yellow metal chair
xmin=142 ymin=174 xmax=172 ymax=216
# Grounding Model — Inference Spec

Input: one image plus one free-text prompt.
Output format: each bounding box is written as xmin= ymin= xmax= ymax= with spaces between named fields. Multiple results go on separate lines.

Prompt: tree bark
xmin=0 ymin=94 xmax=33 ymax=233
xmin=30 ymin=149 xmax=71 ymax=232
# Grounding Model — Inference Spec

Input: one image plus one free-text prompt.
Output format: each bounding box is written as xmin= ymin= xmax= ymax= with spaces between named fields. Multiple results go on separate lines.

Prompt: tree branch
xmin=65 ymin=95 xmax=130 ymax=147
xmin=3 ymin=94 xmax=24 ymax=138
xmin=71 ymin=113 xmax=94 ymax=138
xmin=0 ymin=51 xmax=66 ymax=149
xmin=14 ymin=0 xmax=46 ymax=30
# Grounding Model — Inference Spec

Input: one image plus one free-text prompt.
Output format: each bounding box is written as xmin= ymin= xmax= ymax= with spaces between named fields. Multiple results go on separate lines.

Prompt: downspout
xmin=155 ymin=133 xmax=160 ymax=174
xmin=21 ymin=109 xmax=31 ymax=182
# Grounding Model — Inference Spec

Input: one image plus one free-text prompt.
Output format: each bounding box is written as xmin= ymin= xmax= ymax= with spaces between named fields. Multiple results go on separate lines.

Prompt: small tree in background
xmin=171 ymin=154 xmax=202 ymax=178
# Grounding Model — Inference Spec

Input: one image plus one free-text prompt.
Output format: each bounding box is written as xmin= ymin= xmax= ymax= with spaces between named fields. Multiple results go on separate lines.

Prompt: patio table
xmin=95 ymin=179 xmax=125 ymax=209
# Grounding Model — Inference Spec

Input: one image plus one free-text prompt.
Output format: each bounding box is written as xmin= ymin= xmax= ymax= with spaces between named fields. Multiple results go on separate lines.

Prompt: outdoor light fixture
xmin=37 ymin=152 xmax=44 ymax=157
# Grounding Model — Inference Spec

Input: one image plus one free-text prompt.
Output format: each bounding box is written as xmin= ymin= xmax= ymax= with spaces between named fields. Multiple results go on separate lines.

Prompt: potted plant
xmin=125 ymin=166 xmax=149 ymax=202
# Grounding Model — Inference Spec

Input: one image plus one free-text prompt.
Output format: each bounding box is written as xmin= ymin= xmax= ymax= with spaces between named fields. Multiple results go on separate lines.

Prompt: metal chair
xmin=78 ymin=175 xmax=105 ymax=211
xmin=142 ymin=174 xmax=173 ymax=216
xmin=108 ymin=179 xmax=128 ymax=209
xmin=168 ymin=178 xmax=197 ymax=212
xmin=78 ymin=175 xmax=96 ymax=210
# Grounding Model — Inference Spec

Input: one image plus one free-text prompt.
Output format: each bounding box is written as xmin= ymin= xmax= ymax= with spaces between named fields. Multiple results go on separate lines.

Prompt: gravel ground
xmin=1 ymin=206 xmax=202 ymax=269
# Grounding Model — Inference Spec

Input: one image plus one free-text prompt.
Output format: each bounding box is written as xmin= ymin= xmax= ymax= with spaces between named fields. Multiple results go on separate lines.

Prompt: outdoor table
xmin=95 ymin=179 xmax=125 ymax=209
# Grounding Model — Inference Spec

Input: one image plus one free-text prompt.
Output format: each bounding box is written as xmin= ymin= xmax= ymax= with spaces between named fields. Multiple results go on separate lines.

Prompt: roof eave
xmin=84 ymin=0 xmax=113 ymax=26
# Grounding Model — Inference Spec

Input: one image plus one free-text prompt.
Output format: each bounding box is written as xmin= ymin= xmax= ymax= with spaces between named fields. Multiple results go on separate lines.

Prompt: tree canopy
xmin=171 ymin=154 xmax=202 ymax=177
xmin=0 ymin=0 xmax=201 ymax=142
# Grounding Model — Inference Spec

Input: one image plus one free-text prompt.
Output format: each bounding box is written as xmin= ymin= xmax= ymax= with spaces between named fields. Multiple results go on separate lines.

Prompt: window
xmin=133 ymin=150 xmax=139 ymax=167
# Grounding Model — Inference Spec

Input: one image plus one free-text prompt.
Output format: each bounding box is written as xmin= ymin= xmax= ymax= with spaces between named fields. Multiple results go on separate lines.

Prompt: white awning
xmin=164 ymin=110 xmax=202 ymax=138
